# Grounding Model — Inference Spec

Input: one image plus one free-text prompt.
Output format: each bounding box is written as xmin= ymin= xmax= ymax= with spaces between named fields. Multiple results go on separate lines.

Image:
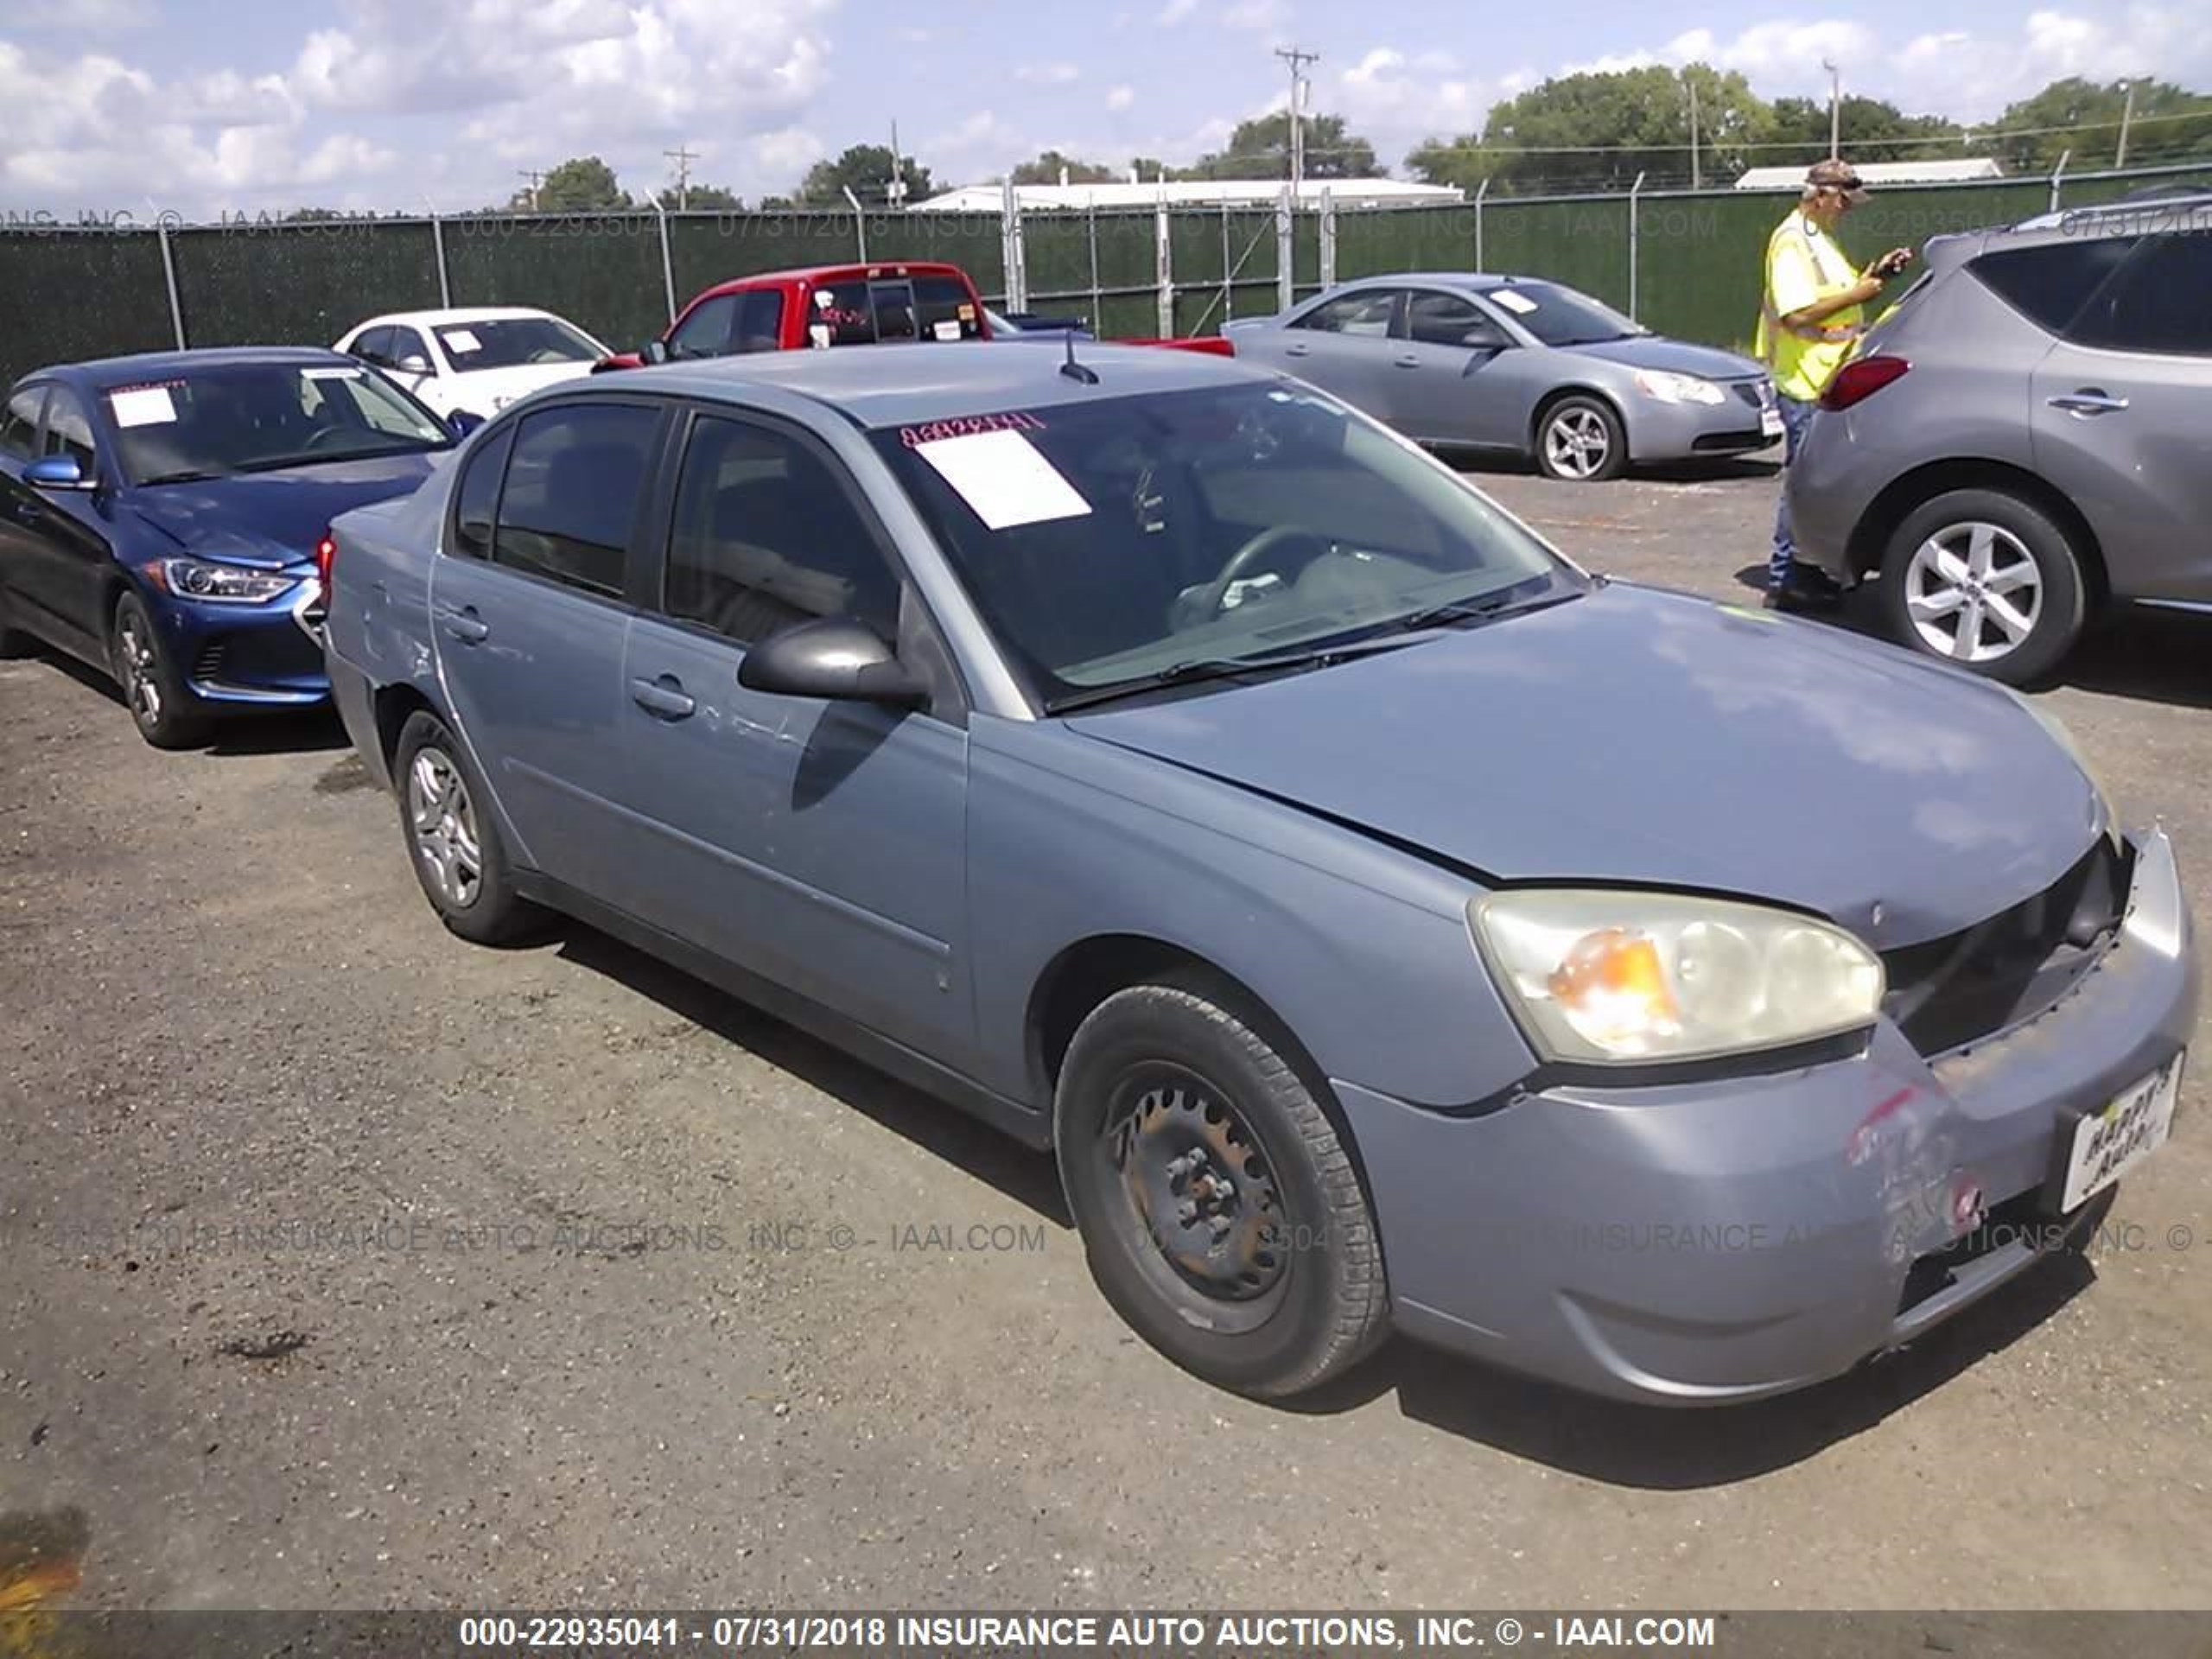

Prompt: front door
xmin=1388 ymin=288 xmax=1524 ymax=449
xmin=617 ymin=409 xmax=976 ymax=1067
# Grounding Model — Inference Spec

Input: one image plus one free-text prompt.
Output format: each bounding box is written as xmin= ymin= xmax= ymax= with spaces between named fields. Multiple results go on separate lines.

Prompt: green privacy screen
xmin=0 ymin=167 xmax=2184 ymax=387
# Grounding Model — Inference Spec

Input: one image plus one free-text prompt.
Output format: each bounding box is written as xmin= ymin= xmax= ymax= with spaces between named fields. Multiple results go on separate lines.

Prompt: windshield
xmin=1478 ymin=282 xmax=1644 ymax=347
xmin=874 ymin=383 xmax=1578 ymax=709
xmin=103 ymin=363 xmax=450 ymax=486
xmin=435 ymin=316 xmax=604 ymax=372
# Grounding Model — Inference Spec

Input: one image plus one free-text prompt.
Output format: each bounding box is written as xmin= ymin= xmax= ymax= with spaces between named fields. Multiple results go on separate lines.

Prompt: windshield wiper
xmin=1386 ymin=585 xmax=1582 ymax=635
xmin=1045 ymin=636 xmax=1417 ymax=715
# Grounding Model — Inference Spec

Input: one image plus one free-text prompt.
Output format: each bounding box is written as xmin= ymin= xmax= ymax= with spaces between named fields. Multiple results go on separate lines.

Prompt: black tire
xmin=1878 ymin=488 xmax=2088 ymax=685
xmin=1055 ymin=978 xmax=1389 ymax=1398
xmin=1533 ymin=393 xmax=1627 ymax=482
xmin=391 ymin=709 xmax=544 ymax=945
xmin=0 ymin=588 xmax=35 ymax=658
xmin=110 ymin=591 xmax=211 ymax=749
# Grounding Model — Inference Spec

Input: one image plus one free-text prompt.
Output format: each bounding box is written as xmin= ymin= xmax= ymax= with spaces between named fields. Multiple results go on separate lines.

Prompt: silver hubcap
xmin=1543 ymin=407 xmax=1611 ymax=479
xmin=407 ymin=747 xmax=484 ymax=909
xmin=118 ymin=615 xmax=161 ymax=726
xmin=1903 ymin=522 xmax=2043 ymax=663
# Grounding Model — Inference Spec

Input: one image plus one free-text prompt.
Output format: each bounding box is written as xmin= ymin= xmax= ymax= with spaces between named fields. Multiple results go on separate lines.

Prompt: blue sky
xmin=2 ymin=0 xmax=2204 ymax=213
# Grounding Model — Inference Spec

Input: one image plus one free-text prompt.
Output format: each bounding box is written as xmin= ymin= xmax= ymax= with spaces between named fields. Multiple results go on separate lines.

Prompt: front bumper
xmin=1349 ymin=825 xmax=2197 ymax=1405
xmin=152 ymin=578 xmax=329 ymax=708
xmin=1625 ymin=383 xmax=1781 ymax=464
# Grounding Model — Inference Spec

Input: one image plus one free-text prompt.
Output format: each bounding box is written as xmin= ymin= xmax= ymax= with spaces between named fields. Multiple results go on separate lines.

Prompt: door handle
xmin=2047 ymin=390 xmax=2129 ymax=416
xmin=1392 ymin=353 xmax=1421 ymax=368
xmin=1283 ymin=342 xmax=1311 ymax=357
xmin=629 ymin=675 xmax=696 ymax=720
xmin=440 ymin=606 xmax=489 ymax=645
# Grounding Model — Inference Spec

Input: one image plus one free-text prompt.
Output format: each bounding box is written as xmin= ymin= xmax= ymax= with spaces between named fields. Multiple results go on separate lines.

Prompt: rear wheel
xmin=1878 ymin=488 xmax=2088 ymax=684
xmin=1055 ymin=978 xmax=1389 ymax=1398
xmin=393 ymin=709 xmax=543 ymax=945
xmin=0 ymin=588 xmax=35 ymax=658
xmin=1535 ymin=394 xmax=1626 ymax=481
xmin=110 ymin=592 xmax=210 ymax=749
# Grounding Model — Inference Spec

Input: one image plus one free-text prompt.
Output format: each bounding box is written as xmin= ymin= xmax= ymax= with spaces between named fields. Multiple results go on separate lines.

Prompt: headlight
xmin=1471 ymin=890 xmax=1885 ymax=1065
xmin=145 ymin=558 xmax=297 ymax=605
xmin=1631 ymin=369 xmax=1726 ymax=406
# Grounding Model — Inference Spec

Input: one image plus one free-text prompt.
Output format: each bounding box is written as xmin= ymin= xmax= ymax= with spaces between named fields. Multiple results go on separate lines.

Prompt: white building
xmin=912 ymin=177 xmax=1463 ymax=213
xmin=1732 ymin=158 xmax=2005 ymax=190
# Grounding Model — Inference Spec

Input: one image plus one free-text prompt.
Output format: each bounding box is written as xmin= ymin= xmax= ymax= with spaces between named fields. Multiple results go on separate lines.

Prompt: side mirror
xmin=737 ymin=618 xmax=927 ymax=708
xmin=395 ymin=353 xmax=431 ymax=375
xmin=25 ymin=454 xmax=94 ymax=492
xmin=640 ymin=340 xmax=670 ymax=365
xmin=447 ymin=410 xmax=485 ymax=439
xmin=1463 ymin=329 xmax=1507 ymax=350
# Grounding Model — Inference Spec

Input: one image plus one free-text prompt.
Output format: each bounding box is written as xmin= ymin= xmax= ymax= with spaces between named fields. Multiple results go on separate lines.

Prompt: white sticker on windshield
xmin=443 ymin=328 xmax=481 ymax=353
xmin=914 ymin=429 xmax=1091 ymax=531
xmin=110 ymin=386 xmax=178 ymax=427
xmin=304 ymin=366 xmax=363 ymax=381
xmin=933 ymin=319 xmax=963 ymax=342
xmin=1490 ymin=290 xmax=1538 ymax=315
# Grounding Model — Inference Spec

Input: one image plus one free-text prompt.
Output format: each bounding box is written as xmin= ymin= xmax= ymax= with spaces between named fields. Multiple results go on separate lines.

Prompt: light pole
xmin=1821 ymin=59 xmax=1840 ymax=160
xmin=2116 ymin=79 xmax=2139 ymax=168
xmin=1685 ymin=70 xmax=1702 ymax=189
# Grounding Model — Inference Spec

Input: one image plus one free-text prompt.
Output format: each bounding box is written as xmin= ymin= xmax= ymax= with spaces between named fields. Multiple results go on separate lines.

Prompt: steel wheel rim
xmin=1108 ymin=1066 xmax=1287 ymax=1309
xmin=1903 ymin=522 xmax=2043 ymax=664
xmin=1544 ymin=407 xmax=1609 ymax=479
xmin=407 ymin=747 xmax=484 ymax=909
xmin=117 ymin=613 xmax=161 ymax=726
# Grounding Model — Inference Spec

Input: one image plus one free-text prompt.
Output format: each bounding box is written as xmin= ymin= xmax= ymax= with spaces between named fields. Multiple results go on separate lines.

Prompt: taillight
xmin=315 ymin=531 xmax=336 ymax=594
xmin=1821 ymin=354 xmax=1910 ymax=411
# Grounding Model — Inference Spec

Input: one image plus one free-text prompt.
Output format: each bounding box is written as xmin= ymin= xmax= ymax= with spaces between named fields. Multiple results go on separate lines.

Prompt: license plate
xmin=1760 ymin=408 xmax=1784 ymax=440
xmin=2057 ymin=1056 xmax=2183 ymax=1212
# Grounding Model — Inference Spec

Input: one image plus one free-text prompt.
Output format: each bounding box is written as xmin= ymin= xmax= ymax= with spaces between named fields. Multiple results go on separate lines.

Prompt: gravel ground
xmin=2 ymin=454 xmax=2208 ymax=1615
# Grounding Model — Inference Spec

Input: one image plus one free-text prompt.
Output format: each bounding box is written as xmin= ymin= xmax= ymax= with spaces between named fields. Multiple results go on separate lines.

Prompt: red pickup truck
xmin=596 ymin=261 xmax=1229 ymax=368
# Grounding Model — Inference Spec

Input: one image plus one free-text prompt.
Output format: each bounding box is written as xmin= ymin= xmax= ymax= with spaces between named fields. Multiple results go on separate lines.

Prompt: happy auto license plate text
xmin=2061 ymin=1055 xmax=2183 ymax=1212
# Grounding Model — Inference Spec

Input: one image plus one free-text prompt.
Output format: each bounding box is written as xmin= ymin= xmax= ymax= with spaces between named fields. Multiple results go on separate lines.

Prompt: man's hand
xmin=1867 ymin=246 xmax=1915 ymax=279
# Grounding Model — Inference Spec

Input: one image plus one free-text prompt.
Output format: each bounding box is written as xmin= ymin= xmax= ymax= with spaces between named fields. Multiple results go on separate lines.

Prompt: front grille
xmin=1692 ymin=430 xmax=1765 ymax=452
xmin=1881 ymin=837 xmax=2129 ymax=1056
xmin=1730 ymin=381 xmax=1766 ymax=410
xmin=190 ymin=640 xmax=226 ymax=683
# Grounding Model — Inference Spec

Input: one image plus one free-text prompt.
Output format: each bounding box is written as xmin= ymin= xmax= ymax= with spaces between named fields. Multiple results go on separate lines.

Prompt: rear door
xmin=429 ymin=398 xmax=666 ymax=896
xmin=0 ymin=385 xmax=50 ymax=634
xmin=16 ymin=386 xmax=116 ymax=653
xmin=1254 ymin=288 xmax=1407 ymax=424
xmin=2028 ymin=232 xmax=2212 ymax=603
xmin=618 ymin=407 xmax=976 ymax=1065
xmin=1388 ymin=287 xmax=1523 ymax=448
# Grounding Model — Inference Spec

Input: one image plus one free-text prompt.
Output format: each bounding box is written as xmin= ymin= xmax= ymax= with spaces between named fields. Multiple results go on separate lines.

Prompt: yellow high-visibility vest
xmin=1755 ymin=209 xmax=1866 ymax=404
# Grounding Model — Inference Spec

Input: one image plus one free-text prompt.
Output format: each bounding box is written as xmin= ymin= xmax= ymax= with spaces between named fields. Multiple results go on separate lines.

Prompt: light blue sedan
xmin=322 ymin=345 xmax=2192 ymax=1404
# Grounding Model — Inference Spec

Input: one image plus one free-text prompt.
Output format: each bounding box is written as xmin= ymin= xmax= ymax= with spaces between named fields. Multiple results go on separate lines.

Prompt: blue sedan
xmin=0 ymin=347 xmax=454 ymax=747
xmin=325 ymin=345 xmax=2192 ymax=1403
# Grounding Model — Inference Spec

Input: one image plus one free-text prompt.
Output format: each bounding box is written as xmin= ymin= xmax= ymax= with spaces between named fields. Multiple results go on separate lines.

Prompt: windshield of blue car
xmin=103 ymin=364 xmax=450 ymax=486
xmin=434 ymin=316 xmax=603 ymax=372
xmin=873 ymin=382 xmax=1580 ymax=707
xmin=1476 ymin=282 xmax=1644 ymax=346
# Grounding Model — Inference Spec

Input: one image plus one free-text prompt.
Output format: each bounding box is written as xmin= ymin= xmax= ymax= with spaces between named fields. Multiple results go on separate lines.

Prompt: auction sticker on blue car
xmin=2060 ymin=1054 xmax=2183 ymax=1212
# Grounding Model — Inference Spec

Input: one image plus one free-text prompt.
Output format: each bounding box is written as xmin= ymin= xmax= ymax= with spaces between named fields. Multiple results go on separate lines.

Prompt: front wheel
xmin=111 ymin=592 xmax=209 ymax=749
xmin=1535 ymin=394 xmax=1626 ymax=481
xmin=1878 ymin=488 xmax=2088 ymax=684
xmin=1055 ymin=979 xmax=1389 ymax=1397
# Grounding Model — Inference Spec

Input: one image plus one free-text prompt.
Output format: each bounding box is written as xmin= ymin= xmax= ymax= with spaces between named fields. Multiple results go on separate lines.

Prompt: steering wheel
xmin=302 ymin=425 xmax=357 ymax=451
xmin=1181 ymin=524 xmax=1332 ymax=622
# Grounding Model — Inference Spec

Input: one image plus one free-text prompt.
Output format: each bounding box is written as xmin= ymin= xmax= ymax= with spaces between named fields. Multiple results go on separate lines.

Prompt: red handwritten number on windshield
xmin=899 ymin=411 xmax=1048 ymax=448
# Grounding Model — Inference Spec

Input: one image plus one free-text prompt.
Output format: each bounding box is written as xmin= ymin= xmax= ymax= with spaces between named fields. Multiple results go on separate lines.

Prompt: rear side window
xmin=1 ymin=387 xmax=43 ymax=460
xmin=810 ymin=280 xmax=875 ymax=346
xmin=733 ymin=289 xmax=784 ymax=352
xmin=1971 ymin=237 xmax=2139 ymax=335
xmin=2069 ymin=233 xmax=2212 ymax=356
xmin=450 ymin=424 xmax=515 ymax=561
xmin=914 ymin=276 xmax=982 ymax=340
xmin=1295 ymin=289 xmax=1399 ymax=336
xmin=668 ymin=294 xmax=737 ymax=359
xmin=492 ymin=404 xmax=659 ymax=598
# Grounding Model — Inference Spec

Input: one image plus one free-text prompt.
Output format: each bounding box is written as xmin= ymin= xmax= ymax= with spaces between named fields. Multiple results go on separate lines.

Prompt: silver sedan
xmin=1224 ymin=274 xmax=1780 ymax=481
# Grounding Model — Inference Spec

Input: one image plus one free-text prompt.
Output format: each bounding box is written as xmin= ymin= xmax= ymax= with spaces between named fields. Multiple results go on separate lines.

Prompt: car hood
xmin=1066 ymin=583 xmax=2104 ymax=949
xmin=1560 ymin=334 xmax=1765 ymax=381
xmin=125 ymin=452 xmax=443 ymax=569
xmin=442 ymin=361 xmax=597 ymax=414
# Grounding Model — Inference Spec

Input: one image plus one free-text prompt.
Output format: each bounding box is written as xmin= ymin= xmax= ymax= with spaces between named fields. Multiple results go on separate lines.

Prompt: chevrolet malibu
xmin=323 ymin=346 xmax=2195 ymax=1403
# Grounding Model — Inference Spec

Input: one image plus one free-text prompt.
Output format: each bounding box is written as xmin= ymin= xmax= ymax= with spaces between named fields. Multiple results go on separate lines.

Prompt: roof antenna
xmin=1059 ymin=326 xmax=1098 ymax=385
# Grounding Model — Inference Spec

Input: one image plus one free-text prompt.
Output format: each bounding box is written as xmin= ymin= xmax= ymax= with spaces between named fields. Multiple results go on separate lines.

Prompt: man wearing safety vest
xmin=1757 ymin=158 xmax=1914 ymax=610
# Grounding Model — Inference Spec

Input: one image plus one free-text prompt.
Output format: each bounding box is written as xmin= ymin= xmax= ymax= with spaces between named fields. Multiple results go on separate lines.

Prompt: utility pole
xmin=1274 ymin=45 xmax=1319 ymax=191
xmin=515 ymin=168 xmax=543 ymax=211
xmin=2115 ymin=79 xmax=2139 ymax=167
xmin=663 ymin=145 xmax=696 ymax=211
xmin=1821 ymin=59 xmax=1840 ymax=159
xmin=1685 ymin=70 xmax=1702 ymax=189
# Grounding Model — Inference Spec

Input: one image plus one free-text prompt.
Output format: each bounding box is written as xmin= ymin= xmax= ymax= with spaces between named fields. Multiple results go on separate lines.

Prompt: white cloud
xmin=1015 ymin=61 xmax=1081 ymax=85
xmin=1332 ymin=44 xmax=1499 ymax=160
xmin=1223 ymin=0 xmax=1286 ymax=31
xmin=1157 ymin=0 xmax=1199 ymax=25
xmin=1105 ymin=84 xmax=1137 ymax=112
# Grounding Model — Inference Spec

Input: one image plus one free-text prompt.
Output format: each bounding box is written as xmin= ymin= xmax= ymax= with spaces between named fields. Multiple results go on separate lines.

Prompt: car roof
xmin=1325 ymin=271 xmax=1544 ymax=290
xmin=31 ymin=346 xmax=355 ymax=389
xmin=353 ymin=307 xmax=560 ymax=328
xmin=626 ymin=341 xmax=1271 ymax=429
xmin=690 ymin=261 xmax=975 ymax=299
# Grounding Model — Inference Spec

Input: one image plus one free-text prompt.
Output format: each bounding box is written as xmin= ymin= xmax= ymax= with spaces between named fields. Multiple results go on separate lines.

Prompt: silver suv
xmin=1787 ymin=194 xmax=2212 ymax=683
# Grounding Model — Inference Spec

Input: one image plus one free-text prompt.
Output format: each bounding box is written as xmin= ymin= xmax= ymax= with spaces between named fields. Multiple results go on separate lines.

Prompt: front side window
xmin=41 ymin=390 xmax=98 ymax=471
xmin=1294 ymin=289 xmax=1398 ymax=336
xmin=492 ymin=403 xmax=658 ymax=598
xmin=664 ymin=415 xmax=900 ymax=645
xmin=668 ymin=294 xmax=739 ymax=359
xmin=347 ymin=327 xmax=395 ymax=366
xmin=732 ymin=290 xmax=785 ymax=353
xmin=387 ymin=327 xmax=432 ymax=370
xmin=1 ymin=386 xmax=44 ymax=461
xmin=2069 ymin=232 xmax=2212 ymax=356
xmin=435 ymin=315 xmax=603 ymax=372
xmin=103 ymin=363 xmax=450 ymax=486
xmin=449 ymin=425 xmax=516 ymax=561
xmin=874 ymin=383 xmax=1577 ymax=708
xmin=1404 ymin=289 xmax=1504 ymax=348
xmin=1473 ymin=282 xmax=1639 ymax=346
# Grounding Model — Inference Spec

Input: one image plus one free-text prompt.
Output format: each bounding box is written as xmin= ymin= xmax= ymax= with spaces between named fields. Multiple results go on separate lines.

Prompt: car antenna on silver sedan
xmin=1059 ymin=327 xmax=1099 ymax=385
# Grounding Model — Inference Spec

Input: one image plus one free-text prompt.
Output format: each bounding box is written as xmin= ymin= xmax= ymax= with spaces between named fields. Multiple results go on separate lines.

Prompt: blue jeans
xmin=1769 ymin=395 xmax=1818 ymax=590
